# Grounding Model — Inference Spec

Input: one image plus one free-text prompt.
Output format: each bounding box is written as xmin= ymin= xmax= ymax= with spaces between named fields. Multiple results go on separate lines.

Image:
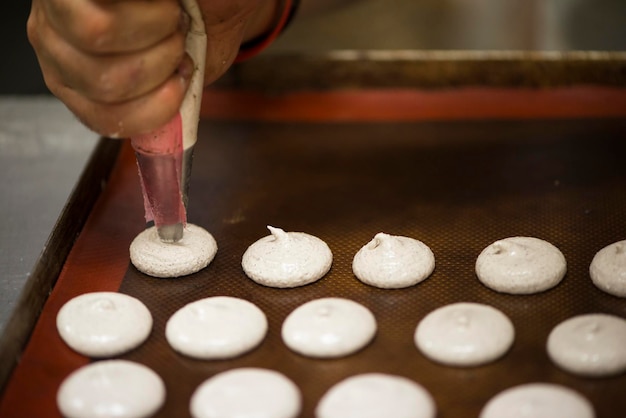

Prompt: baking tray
xmin=2 ymin=115 xmax=626 ymax=418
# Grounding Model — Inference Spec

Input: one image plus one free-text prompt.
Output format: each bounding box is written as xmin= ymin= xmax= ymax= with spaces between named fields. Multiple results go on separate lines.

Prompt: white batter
xmin=475 ymin=236 xmax=567 ymax=294
xmin=242 ymin=226 xmax=333 ymax=288
xmin=282 ymin=298 xmax=377 ymax=358
xmin=166 ymin=296 xmax=268 ymax=359
xmin=590 ymin=240 xmax=626 ymax=297
xmin=479 ymin=383 xmax=595 ymax=418
xmin=130 ymin=223 xmax=217 ymax=278
xmin=316 ymin=373 xmax=436 ymax=418
xmin=57 ymin=360 xmax=165 ymax=418
xmin=547 ymin=313 xmax=626 ymax=377
xmin=57 ymin=292 xmax=152 ymax=357
xmin=352 ymin=233 xmax=435 ymax=289
xmin=414 ymin=302 xmax=514 ymax=367
xmin=190 ymin=368 xmax=301 ymax=418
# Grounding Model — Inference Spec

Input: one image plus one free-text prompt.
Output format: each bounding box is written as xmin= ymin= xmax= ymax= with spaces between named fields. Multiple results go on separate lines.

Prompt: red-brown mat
xmin=2 ymin=90 xmax=626 ymax=418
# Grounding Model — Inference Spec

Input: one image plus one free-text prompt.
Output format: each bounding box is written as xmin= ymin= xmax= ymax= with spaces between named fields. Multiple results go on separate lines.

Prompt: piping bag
xmin=130 ymin=0 xmax=206 ymax=243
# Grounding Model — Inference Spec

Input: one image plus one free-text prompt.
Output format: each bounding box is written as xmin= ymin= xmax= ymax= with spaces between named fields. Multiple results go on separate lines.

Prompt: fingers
xmin=42 ymin=0 xmax=183 ymax=54
xmin=47 ymin=63 xmax=191 ymax=138
xmin=28 ymin=0 xmax=192 ymax=137
xmin=27 ymin=0 xmax=271 ymax=137
xmin=36 ymin=12 xmax=187 ymax=103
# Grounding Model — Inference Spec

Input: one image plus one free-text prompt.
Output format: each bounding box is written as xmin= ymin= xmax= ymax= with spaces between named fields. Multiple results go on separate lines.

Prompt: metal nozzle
xmin=180 ymin=145 xmax=194 ymax=211
xmin=157 ymin=222 xmax=184 ymax=242
xmin=155 ymin=145 xmax=194 ymax=243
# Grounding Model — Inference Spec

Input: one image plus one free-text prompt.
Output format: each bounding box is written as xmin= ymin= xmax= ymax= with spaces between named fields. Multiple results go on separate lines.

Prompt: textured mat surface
xmin=3 ymin=118 xmax=626 ymax=418
xmin=120 ymin=119 xmax=626 ymax=417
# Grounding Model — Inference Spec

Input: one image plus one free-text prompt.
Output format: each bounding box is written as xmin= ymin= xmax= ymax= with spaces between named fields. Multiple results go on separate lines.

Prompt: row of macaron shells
xmin=56 ymin=291 xmax=625 ymax=418
xmin=130 ymin=225 xmax=625 ymax=297
xmin=57 ymin=230 xmax=625 ymax=417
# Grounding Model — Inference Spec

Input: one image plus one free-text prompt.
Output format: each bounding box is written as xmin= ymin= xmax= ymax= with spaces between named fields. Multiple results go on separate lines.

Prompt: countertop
xmin=0 ymin=96 xmax=98 ymax=335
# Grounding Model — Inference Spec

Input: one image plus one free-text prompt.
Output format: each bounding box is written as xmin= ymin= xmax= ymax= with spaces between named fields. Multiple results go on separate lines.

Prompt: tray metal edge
xmin=218 ymin=50 xmax=626 ymax=91
xmin=0 ymin=138 xmax=122 ymax=394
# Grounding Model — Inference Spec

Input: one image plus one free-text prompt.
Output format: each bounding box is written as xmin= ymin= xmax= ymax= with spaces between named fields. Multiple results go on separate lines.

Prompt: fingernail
xmin=177 ymin=54 xmax=194 ymax=80
xmin=179 ymin=10 xmax=190 ymax=33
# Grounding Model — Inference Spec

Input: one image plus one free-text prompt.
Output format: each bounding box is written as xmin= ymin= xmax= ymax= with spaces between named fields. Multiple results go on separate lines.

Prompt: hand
xmin=27 ymin=0 xmax=273 ymax=138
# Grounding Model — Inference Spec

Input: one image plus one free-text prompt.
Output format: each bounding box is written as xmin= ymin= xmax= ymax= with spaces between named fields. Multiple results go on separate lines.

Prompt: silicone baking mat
xmin=2 ymin=117 xmax=626 ymax=418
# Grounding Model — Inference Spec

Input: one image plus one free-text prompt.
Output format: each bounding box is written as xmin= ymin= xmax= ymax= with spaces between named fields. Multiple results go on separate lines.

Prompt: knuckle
xmin=74 ymin=104 xmax=121 ymax=137
xmin=91 ymin=60 xmax=145 ymax=104
xmin=44 ymin=0 xmax=113 ymax=52
xmin=41 ymin=71 xmax=64 ymax=98
xmin=26 ymin=4 xmax=46 ymax=50
xmin=26 ymin=15 xmax=39 ymax=47
xmin=93 ymin=74 xmax=118 ymax=103
xmin=73 ymin=13 xmax=115 ymax=52
xmin=91 ymin=72 xmax=126 ymax=104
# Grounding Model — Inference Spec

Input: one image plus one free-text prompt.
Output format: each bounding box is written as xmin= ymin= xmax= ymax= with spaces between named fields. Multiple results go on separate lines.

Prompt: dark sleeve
xmin=235 ymin=0 xmax=300 ymax=62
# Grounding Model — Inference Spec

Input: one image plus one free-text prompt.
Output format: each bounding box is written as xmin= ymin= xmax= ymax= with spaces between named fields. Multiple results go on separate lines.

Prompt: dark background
xmin=1 ymin=2 xmax=48 ymax=94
